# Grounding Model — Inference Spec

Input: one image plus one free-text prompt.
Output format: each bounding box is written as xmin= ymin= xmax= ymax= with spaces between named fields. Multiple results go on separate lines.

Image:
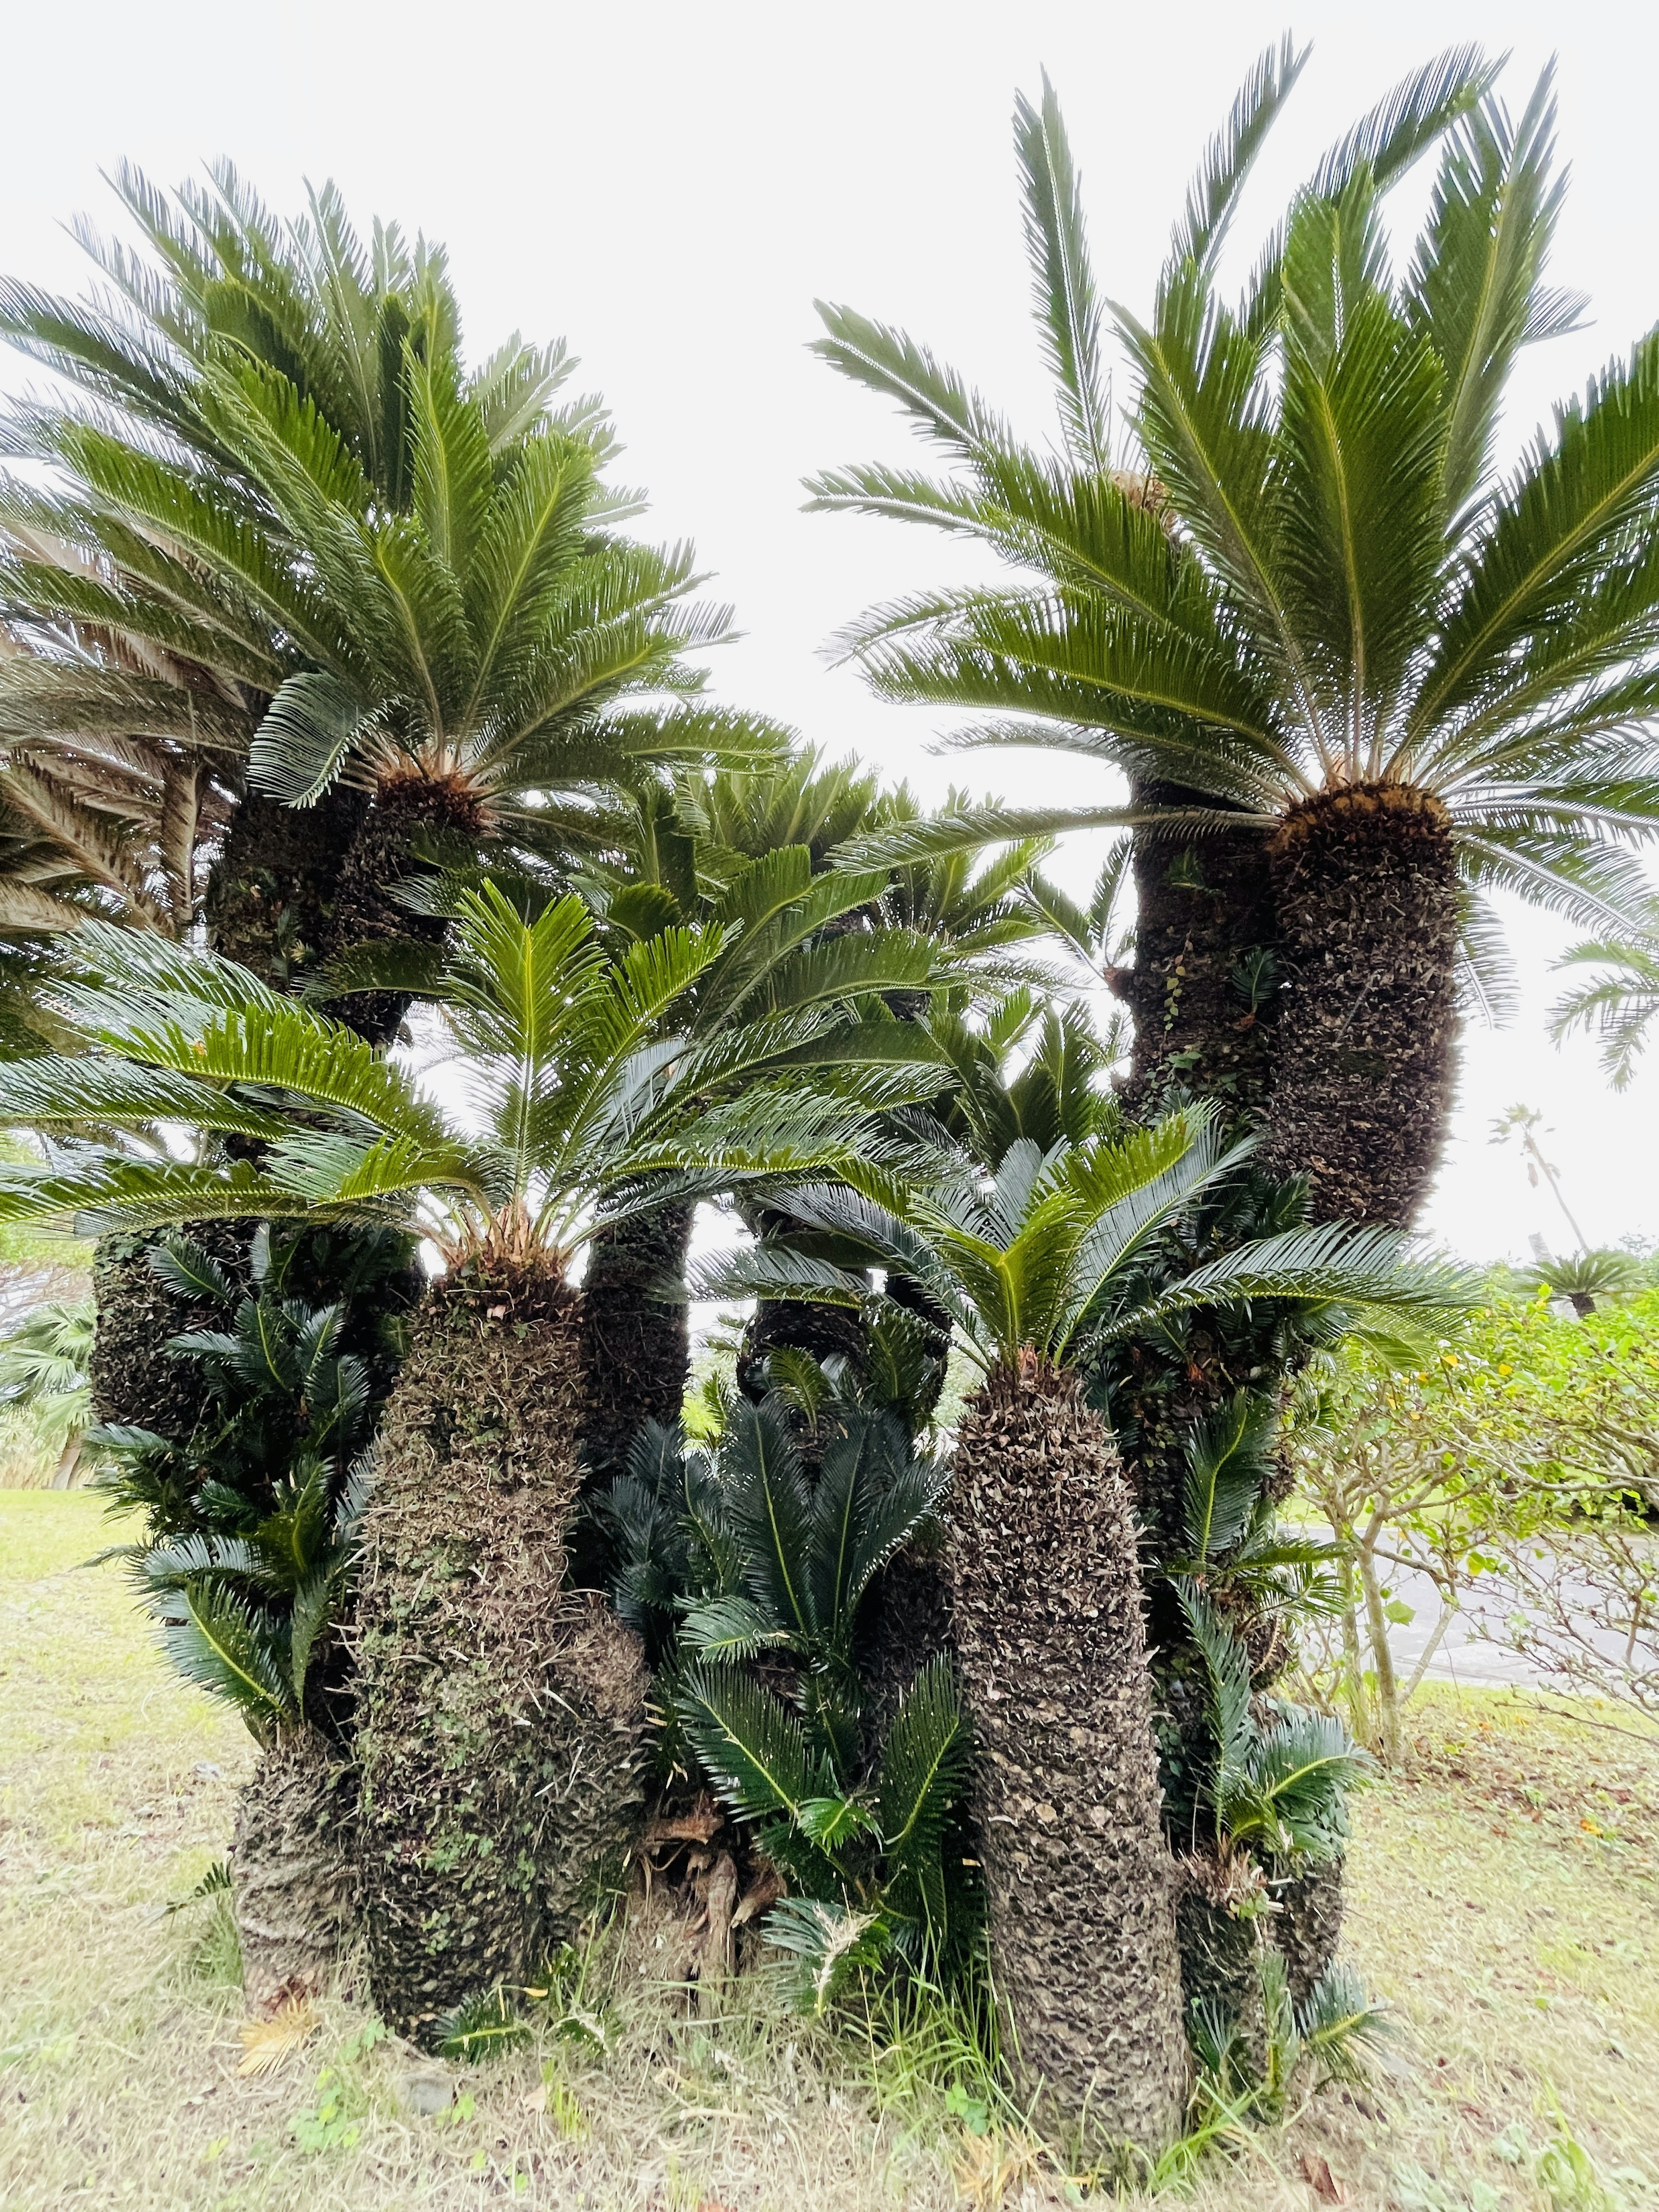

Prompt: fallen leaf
xmin=236 ymin=1996 xmax=317 ymax=2077
xmin=1299 ymin=2152 xmax=1349 ymax=2205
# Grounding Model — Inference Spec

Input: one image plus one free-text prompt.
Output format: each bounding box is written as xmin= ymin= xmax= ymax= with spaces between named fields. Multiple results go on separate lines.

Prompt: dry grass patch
xmin=3 ymin=1494 xmax=1657 ymax=2210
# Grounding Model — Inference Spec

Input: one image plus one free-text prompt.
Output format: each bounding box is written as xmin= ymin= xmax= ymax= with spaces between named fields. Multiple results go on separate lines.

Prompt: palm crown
xmin=711 ymin=1105 xmax=1471 ymax=1376
xmin=0 ymin=888 xmax=939 ymax=1268
xmin=810 ymin=44 xmax=1659 ymax=944
xmin=0 ymin=169 xmax=753 ymax=937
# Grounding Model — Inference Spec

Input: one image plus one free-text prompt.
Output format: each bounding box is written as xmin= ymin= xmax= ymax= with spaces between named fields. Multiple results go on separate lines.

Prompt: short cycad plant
xmin=597 ymin=1398 xmax=977 ymax=2007
xmin=91 ymin=1222 xmax=407 ymax=2000
xmin=724 ymin=1109 xmax=1467 ymax=2151
xmin=0 ymin=887 xmax=926 ymax=2042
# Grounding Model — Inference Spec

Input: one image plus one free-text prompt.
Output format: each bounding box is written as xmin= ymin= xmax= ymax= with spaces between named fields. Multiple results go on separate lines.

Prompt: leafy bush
xmin=593 ymin=1392 xmax=981 ymax=2003
xmin=90 ymin=1223 xmax=414 ymax=1742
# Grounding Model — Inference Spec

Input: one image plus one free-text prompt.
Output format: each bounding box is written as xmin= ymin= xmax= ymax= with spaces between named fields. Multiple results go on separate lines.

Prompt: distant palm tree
xmin=1516 ymin=1247 xmax=1646 ymax=1318
xmin=811 ymin=45 xmax=1659 ymax=1227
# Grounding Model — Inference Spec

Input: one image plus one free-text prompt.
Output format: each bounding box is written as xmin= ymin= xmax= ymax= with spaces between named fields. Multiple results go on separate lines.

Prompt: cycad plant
xmin=1551 ymin=907 xmax=1659 ymax=1093
xmin=0 ymin=166 xmax=759 ymax=1027
xmin=711 ymin=1106 xmax=1467 ymax=2148
xmin=0 ymin=889 xmax=938 ymax=2040
xmin=569 ymin=750 xmax=1055 ymax=1431
xmin=1516 ymin=1247 xmax=1646 ymax=1318
xmin=0 ymin=1295 xmax=94 ymax=1484
xmin=90 ymin=1222 xmax=410 ymax=1999
xmin=813 ymin=45 xmax=1659 ymax=1225
xmin=1171 ymin=1581 xmax=1370 ymax=2056
xmin=595 ymin=1399 xmax=978 ymax=2005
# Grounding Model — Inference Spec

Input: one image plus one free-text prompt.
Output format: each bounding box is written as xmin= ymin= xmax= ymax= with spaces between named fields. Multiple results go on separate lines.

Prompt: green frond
xmin=677 ymin=1659 xmax=823 ymax=1822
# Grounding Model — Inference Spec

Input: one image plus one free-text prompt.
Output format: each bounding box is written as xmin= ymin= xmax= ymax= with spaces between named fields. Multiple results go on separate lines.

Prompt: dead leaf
xmin=644 ymin=1798 xmax=724 ymax=1847
xmin=1299 ymin=2152 xmax=1349 ymax=2205
xmin=236 ymin=1995 xmax=317 ymax=2077
xmin=731 ymin=1866 xmax=785 ymax=1929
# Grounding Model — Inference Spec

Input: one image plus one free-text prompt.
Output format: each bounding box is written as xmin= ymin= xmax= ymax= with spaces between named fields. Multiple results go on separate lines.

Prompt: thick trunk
xmin=1115 ymin=782 xmax=1279 ymax=1123
xmin=232 ymin=1726 xmax=356 ymax=2006
xmin=736 ymin=1293 xmax=871 ymax=1401
xmin=949 ymin=1357 xmax=1188 ymax=2152
xmin=1174 ymin=1862 xmax=1266 ymax=2075
xmin=88 ymin=1222 xmax=251 ymax=1438
xmin=1262 ymin=783 xmax=1459 ymax=1228
xmin=325 ymin=773 xmax=487 ymax=1048
xmin=202 ymin=786 xmax=367 ymax=985
xmin=858 ymin=1535 xmax=955 ymax=1766
xmin=1271 ymin=1856 xmax=1346 ymax=2010
xmin=353 ymin=1265 xmax=648 ymax=2045
xmin=579 ymin=1199 xmax=695 ymax=1481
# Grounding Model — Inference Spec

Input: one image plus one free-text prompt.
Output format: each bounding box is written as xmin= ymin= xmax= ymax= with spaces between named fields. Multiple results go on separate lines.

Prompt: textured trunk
xmin=579 ymin=1199 xmax=695 ymax=1481
xmin=88 ymin=1222 xmax=251 ymax=1437
xmin=1262 ymin=783 xmax=1459 ymax=1227
xmin=202 ymin=785 xmax=367 ymax=985
xmin=858 ymin=1535 xmax=955 ymax=1764
xmin=736 ymin=1292 xmax=871 ymax=1401
xmin=1174 ymin=1862 xmax=1266 ymax=2074
xmin=1114 ymin=782 xmax=1279 ymax=1122
xmin=232 ymin=1726 xmax=356 ymax=2006
xmin=1271 ymin=1856 xmax=1346 ymax=2009
xmin=325 ymin=773 xmax=487 ymax=1047
xmin=949 ymin=1357 xmax=1188 ymax=2151
xmin=353 ymin=1265 xmax=648 ymax=2045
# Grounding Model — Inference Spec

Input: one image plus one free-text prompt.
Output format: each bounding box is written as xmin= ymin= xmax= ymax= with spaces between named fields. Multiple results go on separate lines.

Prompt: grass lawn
xmin=2 ymin=1492 xmax=1656 ymax=2211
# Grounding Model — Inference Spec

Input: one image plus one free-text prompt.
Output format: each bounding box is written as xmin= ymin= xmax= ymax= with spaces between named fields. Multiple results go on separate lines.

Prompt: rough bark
xmin=948 ymin=1357 xmax=1188 ymax=2152
xmin=325 ymin=772 xmax=487 ymax=1047
xmin=735 ymin=1293 xmax=871 ymax=1403
xmin=352 ymin=1265 xmax=648 ymax=2045
xmin=1113 ymin=782 xmax=1279 ymax=1123
xmin=1261 ymin=782 xmax=1460 ymax=1227
xmin=1271 ymin=1856 xmax=1346 ymax=2009
xmin=579 ymin=1199 xmax=695 ymax=1481
xmin=87 ymin=1222 xmax=251 ymax=1437
xmin=858 ymin=1534 xmax=956 ymax=1762
xmin=202 ymin=785 xmax=368 ymax=985
xmin=232 ymin=1727 xmax=356 ymax=2006
xmin=1174 ymin=1863 xmax=1266 ymax=2072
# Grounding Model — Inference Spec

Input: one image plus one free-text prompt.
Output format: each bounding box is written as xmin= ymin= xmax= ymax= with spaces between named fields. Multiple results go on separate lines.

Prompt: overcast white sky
xmin=0 ymin=0 xmax=1653 ymax=1263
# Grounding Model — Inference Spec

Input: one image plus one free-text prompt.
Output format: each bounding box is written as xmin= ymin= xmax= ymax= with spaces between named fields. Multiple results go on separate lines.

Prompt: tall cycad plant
xmin=0 ymin=166 xmax=755 ymax=1023
xmin=0 ymin=891 xmax=930 ymax=2040
xmin=713 ymin=1111 xmax=1467 ymax=2149
xmin=813 ymin=48 xmax=1659 ymax=1225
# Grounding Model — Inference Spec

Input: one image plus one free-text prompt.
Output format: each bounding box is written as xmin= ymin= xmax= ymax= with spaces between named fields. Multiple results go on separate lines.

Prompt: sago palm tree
xmin=0 ymin=889 xmax=941 ymax=2040
xmin=1551 ymin=907 xmax=1659 ymax=1093
xmin=708 ymin=1109 xmax=1469 ymax=2148
xmin=0 ymin=166 xmax=759 ymax=1017
xmin=811 ymin=45 xmax=1659 ymax=1226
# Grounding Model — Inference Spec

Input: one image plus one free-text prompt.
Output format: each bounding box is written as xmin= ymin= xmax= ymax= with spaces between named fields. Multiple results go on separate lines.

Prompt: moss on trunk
xmin=1114 ymin=782 xmax=1279 ymax=1122
xmin=232 ymin=1727 xmax=356 ymax=2006
xmin=325 ymin=773 xmax=488 ymax=1047
xmin=1262 ymin=782 xmax=1460 ymax=1228
xmin=353 ymin=1265 xmax=648 ymax=2045
xmin=88 ymin=1223 xmax=251 ymax=1437
xmin=948 ymin=1357 xmax=1188 ymax=2152
xmin=579 ymin=1200 xmax=695 ymax=1481
xmin=202 ymin=786 xmax=367 ymax=987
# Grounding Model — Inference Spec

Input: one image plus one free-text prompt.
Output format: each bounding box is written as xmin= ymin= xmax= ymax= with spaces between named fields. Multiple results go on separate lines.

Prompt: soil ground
xmin=2 ymin=1493 xmax=1655 ymax=2210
